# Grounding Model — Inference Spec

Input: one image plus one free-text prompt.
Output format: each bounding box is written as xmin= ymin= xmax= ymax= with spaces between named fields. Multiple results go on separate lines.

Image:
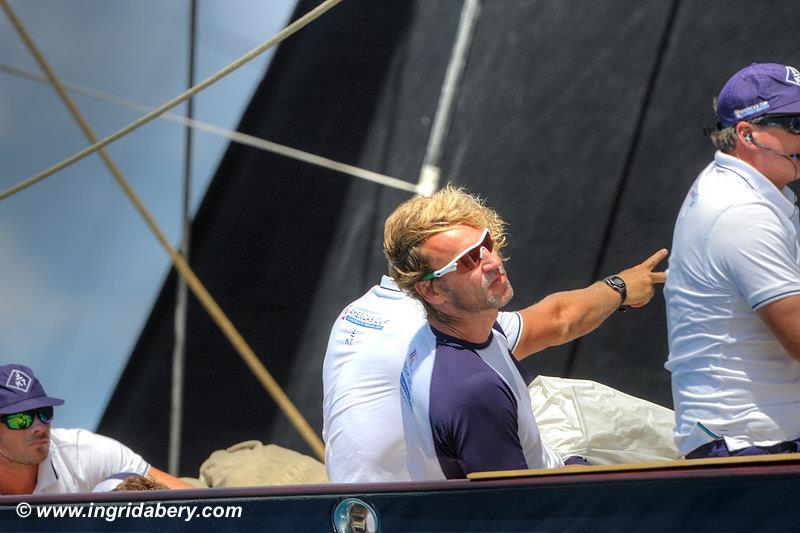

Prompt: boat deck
xmin=2 ymin=454 xmax=799 ymax=531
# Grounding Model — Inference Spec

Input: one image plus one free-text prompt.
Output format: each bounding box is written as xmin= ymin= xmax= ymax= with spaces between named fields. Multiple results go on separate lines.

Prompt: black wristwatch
xmin=603 ymin=275 xmax=628 ymax=312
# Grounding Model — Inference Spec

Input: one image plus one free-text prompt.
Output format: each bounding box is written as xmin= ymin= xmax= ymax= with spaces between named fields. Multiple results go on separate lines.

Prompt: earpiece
xmin=745 ymin=132 xmax=800 ymax=166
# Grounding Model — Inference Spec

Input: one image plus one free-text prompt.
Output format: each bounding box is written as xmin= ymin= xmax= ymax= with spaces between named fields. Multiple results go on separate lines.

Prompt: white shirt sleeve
xmin=497 ymin=311 xmax=523 ymax=352
xmin=74 ymin=429 xmax=150 ymax=482
xmin=707 ymin=204 xmax=800 ymax=309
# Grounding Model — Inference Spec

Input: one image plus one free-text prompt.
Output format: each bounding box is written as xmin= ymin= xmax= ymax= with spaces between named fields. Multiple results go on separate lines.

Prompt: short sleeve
xmin=77 ymin=430 xmax=150 ymax=484
xmin=707 ymin=204 xmax=800 ymax=309
xmin=497 ymin=311 xmax=523 ymax=352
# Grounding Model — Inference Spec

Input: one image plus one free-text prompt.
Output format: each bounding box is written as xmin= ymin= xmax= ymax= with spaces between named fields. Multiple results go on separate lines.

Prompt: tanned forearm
xmin=147 ymin=466 xmax=196 ymax=489
xmin=513 ymin=282 xmax=620 ymax=359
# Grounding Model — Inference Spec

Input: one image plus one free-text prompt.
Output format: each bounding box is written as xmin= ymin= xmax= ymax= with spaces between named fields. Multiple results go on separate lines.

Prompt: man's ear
xmin=414 ymin=279 xmax=447 ymax=306
xmin=735 ymin=121 xmax=753 ymax=144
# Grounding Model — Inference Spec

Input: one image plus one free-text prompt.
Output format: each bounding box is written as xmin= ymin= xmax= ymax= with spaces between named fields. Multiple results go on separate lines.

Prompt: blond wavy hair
xmin=383 ymin=185 xmax=508 ymax=322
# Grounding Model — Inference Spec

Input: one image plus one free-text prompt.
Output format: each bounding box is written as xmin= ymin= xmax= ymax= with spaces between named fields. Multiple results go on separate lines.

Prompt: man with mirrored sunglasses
xmin=375 ymin=185 xmax=667 ymax=480
xmin=666 ymin=63 xmax=800 ymax=460
xmin=0 ymin=363 xmax=192 ymax=495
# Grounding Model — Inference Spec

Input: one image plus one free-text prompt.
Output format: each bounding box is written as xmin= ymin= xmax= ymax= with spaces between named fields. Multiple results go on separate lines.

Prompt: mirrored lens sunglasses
xmin=2 ymin=406 xmax=54 ymax=430
xmin=421 ymin=228 xmax=493 ymax=280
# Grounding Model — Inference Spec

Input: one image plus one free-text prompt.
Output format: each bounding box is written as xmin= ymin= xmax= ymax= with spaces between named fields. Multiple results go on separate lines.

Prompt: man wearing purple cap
xmin=0 ymin=364 xmax=191 ymax=495
xmin=665 ymin=63 xmax=800 ymax=459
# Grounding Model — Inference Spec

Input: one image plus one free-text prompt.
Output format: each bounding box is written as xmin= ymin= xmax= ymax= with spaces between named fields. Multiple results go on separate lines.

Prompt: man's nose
xmin=30 ymin=417 xmax=48 ymax=434
xmin=480 ymin=247 xmax=501 ymax=270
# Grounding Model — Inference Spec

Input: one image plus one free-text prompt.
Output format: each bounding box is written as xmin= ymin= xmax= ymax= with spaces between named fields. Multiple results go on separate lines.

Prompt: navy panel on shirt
xmin=427 ymin=329 xmax=528 ymax=478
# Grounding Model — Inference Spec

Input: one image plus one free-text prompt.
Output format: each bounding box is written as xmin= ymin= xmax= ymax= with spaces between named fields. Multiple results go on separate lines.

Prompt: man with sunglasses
xmin=380 ymin=186 xmax=666 ymax=479
xmin=665 ymin=63 xmax=800 ymax=460
xmin=0 ymin=364 xmax=191 ymax=494
xmin=325 ymin=276 xmax=539 ymax=482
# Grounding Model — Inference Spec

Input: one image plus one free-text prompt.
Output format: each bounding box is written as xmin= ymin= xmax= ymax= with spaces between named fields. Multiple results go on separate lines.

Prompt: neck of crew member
xmin=428 ymin=306 xmax=499 ymax=344
xmin=0 ymin=454 xmax=39 ymax=495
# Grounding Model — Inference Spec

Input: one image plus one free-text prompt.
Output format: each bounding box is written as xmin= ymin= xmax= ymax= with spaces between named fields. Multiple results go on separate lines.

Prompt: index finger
xmin=641 ymin=248 xmax=669 ymax=270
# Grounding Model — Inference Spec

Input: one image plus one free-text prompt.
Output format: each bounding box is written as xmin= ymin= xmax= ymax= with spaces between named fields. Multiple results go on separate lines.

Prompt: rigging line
xmin=562 ymin=0 xmax=682 ymax=377
xmin=169 ymin=0 xmax=198 ymax=478
xmin=0 ymin=0 xmax=344 ymax=202
xmin=417 ymin=0 xmax=481 ymax=197
xmin=0 ymin=61 xmax=419 ymax=194
xmin=0 ymin=0 xmax=326 ymax=460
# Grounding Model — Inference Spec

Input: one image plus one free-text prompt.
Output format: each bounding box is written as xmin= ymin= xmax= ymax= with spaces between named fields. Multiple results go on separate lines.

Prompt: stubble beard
xmin=27 ymin=438 xmax=50 ymax=464
xmin=484 ymin=275 xmax=514 ymax=310
xmin=0 ymin=428 xmax=50 ymax=466
xmin=447 ymin=272 xmax=514 ymax=314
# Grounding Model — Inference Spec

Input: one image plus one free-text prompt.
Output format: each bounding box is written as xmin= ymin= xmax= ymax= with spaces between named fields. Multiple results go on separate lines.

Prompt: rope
xmin=0 ymin=0 xmax=328 ymax=460
xmin=0 ymin=61 xmax=420 ymax=194
xmin=0 ymin=0 xmax=344 ymax=202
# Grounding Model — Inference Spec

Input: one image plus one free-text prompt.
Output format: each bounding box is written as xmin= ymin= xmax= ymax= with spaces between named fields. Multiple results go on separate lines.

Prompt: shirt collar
xmin=379 ymin=275 xmax=401 ymax=291
xmin=715 ymin=151 xmax=796 ymax=218
xmin=429 ymin=324 xmax=494 ymax=350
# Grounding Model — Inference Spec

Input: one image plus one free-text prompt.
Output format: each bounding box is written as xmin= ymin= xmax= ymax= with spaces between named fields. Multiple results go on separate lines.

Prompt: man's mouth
xmin=488 ymin=272 xmax=505 ymax=287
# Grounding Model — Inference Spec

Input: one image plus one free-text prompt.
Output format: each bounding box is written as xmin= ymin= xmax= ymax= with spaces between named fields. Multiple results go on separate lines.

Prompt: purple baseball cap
xmin=717 ymin=63 xmax=800 ymax=127
xmin=0 ymin=364 xmax=64 ymax=415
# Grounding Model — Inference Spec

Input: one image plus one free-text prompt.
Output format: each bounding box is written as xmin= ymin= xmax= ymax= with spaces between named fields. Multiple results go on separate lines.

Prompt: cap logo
xmin=786 ymin=66 xmax=800 ymax=87
xmin=6 ymin=369 xmax=32 ymax=393
xmin=734 ymin=100 xmax=769 ymax=119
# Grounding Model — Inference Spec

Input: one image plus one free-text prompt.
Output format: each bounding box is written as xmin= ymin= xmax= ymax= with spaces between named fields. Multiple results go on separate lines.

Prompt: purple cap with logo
xmin=717 ymin=63 xmax=800 ymax=127
xmin=0 ymin=364 xmax=64 ymax=415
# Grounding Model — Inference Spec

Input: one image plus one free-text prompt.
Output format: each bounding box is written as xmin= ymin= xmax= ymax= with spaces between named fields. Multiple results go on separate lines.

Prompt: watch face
xmin=607 ymin=276 xmax=625 ymax=289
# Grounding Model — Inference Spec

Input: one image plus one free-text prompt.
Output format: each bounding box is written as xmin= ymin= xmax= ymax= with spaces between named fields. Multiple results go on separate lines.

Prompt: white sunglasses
xmin=421 ymin=228 xmax=493 ymax=280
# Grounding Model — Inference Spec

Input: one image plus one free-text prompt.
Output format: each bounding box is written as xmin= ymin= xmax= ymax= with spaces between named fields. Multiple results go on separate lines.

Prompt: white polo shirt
xmin=33 ymin=428 xmax=149 ymax=494
xmin=322 ymin=276 xmax=522 ymax=482
xmin=665 ymin=151 xmax=800 ymax=456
